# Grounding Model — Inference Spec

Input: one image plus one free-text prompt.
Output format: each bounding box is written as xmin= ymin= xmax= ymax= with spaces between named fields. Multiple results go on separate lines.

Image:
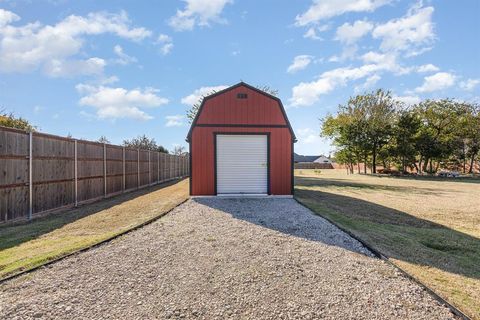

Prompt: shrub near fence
xmin=0 ymin=126 xmax=189 ymax=223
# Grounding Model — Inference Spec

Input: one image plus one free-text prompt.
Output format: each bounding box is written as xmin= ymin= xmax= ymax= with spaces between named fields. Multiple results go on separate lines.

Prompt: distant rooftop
xmin=294 ymin=153 xmax=320 ymax=163
xmin=294 ymin=153 xmax=333 ymax=163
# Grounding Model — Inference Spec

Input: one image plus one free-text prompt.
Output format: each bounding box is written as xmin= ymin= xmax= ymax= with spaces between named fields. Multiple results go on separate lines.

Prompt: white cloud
xmin=0 ymin=8 xmax=20 ymax=26
xmin=157 ymin=34 xmax=174 ymax=55
xmin=392 ymin=94 xmax=421 ymax=106
xmin=297 ymin=128 xmax=321 ymax=144
xmin=168 ymin=0 xmax=233 ymax=31
xmin=417 ymin=63 xmax=439 ymax=73
xmin=328 ymin=45 xmax=358 ymax=63
xmin=287 ymin=55 xmax=314 ymax=73
xmin=303 ymin=27 xmax=321 ymax=40
xmin=181 ymin=85 xmax=228 ymax=105
xmin=372 ymin=5 xmax=435 ymax=54
xmin=303 ymin=24 xmax=329 ymax=40
xmin=0 ymin=10 xmax=151 ymax=77
xmin=290 ymin=61 xmax=399 ymax=107
xmin=354 ymin=74 xmax=381 ymax=92
xmin=415 ymin=72 xmax=456 ymax=93
xmin=165 ymin=115 xmax=184 ymax=127
xmin=42 ymin=57 xmax=106 ymax=77
xmin=335 ymin=20 xmax=373 ymax=44
xmin=295 ymin=0 xmax=391 ymax=26
xmin=76 ymin=84 xmax=169 ymax=120
xmin=113 ymin=45 xmax=137 ymax=65
xmin=459 ymin=79 xmax=480 ymax=91
xmin=99 ymin=75 xmax=120 ymax=85
xmin=361 ymin=51 xmax=411 ymax=74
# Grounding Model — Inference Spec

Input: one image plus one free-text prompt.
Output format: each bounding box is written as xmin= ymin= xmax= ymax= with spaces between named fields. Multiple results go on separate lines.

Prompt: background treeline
xmin=0 ymin=109 xmax=181 ymax=154
xmin=321 ymin=89 xmax=480 ymax=174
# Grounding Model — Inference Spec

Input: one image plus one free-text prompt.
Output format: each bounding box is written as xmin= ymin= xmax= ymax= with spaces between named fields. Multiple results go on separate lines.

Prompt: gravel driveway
xmin=0 ymin=198 xmax=456 ymax=319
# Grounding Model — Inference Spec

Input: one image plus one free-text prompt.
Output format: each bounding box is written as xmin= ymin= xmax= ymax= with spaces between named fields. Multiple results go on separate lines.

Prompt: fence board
xmin=0 ymin=126 xmax=189 ymax=223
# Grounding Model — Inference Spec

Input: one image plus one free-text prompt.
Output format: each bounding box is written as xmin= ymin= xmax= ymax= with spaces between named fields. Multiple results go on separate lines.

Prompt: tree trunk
xmin=357 ymin=162 xmax=360 ymax=174
xmin=372 ymin=144 xmax=377 ymax=174
xmin=423 ymin=157 xmax=430 ymax=173
xmin=429 ymin=159 xmax=433 ymax=174
xmin=469 ymin=153 xmax=477 ymax=173
xmin=413 ymin=162 xmax=419 ymax=173
xmin=364 ymin=154 xmax=367 ymax=174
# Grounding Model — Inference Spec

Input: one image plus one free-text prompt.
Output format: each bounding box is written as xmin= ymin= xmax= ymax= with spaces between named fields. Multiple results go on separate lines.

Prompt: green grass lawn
xmin=295 ymin=169 xmax=480 ymax=320
xmin=0 ymin=179 xmax=189 ymax=280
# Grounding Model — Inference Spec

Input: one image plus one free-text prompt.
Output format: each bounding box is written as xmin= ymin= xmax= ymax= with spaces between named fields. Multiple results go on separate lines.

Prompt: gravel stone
xmin=0 ymin=198 xmax=458 ymax=319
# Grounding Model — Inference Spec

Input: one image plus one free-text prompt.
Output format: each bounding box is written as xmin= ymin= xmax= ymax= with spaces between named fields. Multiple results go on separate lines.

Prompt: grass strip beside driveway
xmin=294 ymin=170 xmax=480 ymax=320
xmin=0 ymin=179 xmax=189 ymax=280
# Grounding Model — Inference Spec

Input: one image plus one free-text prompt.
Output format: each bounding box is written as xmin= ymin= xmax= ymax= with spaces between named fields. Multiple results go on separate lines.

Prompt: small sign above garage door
xmin=216 ymin=134 xmax=268 ymax=195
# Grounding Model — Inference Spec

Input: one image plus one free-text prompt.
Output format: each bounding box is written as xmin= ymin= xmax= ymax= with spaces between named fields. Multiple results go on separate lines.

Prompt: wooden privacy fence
xmin=0 ymin=126 xmax=189 ymax=223
xmin=294 ymin=162 xmax=334 ymax=169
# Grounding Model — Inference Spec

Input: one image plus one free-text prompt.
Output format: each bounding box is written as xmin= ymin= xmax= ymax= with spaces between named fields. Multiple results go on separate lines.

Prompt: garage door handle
xmin=261 ymin=163 xmax=267 ymax=167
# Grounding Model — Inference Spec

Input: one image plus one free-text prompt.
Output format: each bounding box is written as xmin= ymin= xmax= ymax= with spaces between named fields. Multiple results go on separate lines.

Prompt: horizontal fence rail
xmin=0 ymin=126 xmax=189 ymax=223
xmin=294 ymin=162 xmax=334 ymax=169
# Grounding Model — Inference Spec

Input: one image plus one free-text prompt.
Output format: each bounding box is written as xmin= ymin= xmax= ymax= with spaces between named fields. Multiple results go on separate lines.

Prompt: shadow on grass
xmin=364 ymin=173 xmax=480 ymax=184
xmin=297 ymin=176 xmax=447 ymax=195
xmin=294 ymin=178 xmax=480 ymax=281
xmin=0 ymin=179 xmax=181 ymax=252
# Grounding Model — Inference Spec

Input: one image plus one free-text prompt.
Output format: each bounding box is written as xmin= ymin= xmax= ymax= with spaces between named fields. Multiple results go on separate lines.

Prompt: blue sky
xmin=0 ymin=0 xmax=479 ymax=155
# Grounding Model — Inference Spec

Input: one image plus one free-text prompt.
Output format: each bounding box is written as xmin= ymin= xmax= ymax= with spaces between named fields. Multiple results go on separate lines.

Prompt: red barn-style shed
xmin=186 ymin=82 xmax=296 ymax=196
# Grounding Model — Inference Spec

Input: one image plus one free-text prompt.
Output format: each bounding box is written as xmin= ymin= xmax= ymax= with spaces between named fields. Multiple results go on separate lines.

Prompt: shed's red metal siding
xmin=190 ymin=84 xmax=293 ymax=196
xmin=196 ymin=86 xmax=287 ymax=126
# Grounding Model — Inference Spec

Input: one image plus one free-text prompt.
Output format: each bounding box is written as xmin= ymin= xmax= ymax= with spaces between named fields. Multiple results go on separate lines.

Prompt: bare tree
xmin=97 ymin=135 xmax=110 ymax=144
xmin=173 ymin=145 xmax=186 ymax=155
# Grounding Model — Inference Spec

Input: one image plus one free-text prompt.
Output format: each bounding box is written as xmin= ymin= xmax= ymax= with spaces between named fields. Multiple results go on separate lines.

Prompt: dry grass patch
xmin=295 ymin=170 xmax=480 ymax=319
xmin=0 ymin=179 xmax=189 ymax=280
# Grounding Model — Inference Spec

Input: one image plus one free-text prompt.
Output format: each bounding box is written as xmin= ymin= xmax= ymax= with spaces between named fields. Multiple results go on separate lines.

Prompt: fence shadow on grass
xmin=296 ymin=176 xmax=446 ymax=195
xmin=0 ymin=179 xmax=181 ymax=252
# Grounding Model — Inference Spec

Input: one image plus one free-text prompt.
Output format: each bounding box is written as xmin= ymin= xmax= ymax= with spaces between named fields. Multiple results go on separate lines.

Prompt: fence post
xmin=28 ymin=131 xmax=33 ymax=220
xmin=157 ymin=152 xmax=160 ymax=183
xmin=122 ymin=147 xmax=125 ymax=192
xmin=148 ymin=150 xmax=151 ymax=185
xmin=74 ymin=140 xmax=78 ymax=207
xmin=137 ymin=149 xmax=140 ymax=189
xmin=103 ymin=143 xmax=107 ymax=197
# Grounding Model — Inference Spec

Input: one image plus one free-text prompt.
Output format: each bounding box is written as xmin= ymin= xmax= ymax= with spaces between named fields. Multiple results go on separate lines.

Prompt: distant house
xmin=294 ymin=153 xmax=332 ymax=164
xmin=293 ymin=153 xmax=320 ymax=163
xmin=294 ymin=153 xmax=334 ymax=169
xmin=313 ymin=155 xmax=333 ymax=164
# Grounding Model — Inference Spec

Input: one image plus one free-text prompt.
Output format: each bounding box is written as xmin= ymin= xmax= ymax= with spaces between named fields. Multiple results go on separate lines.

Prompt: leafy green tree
xmin=462 ymin=103 xmax=480 ymax=173
xmin=0 ymin=109 xmax=36 ymax=131
xmin=123 ymin=134 xmax=169 ymax=153
xmin=393 ymin=110 xmax=421 ymax=173
xmin=413 ymin=99 xmax=463 ymax=173
xmin=321 ymin=99 xmax=370 ymax=174
xmin=361 ymin=89 xmax=398 ymax=173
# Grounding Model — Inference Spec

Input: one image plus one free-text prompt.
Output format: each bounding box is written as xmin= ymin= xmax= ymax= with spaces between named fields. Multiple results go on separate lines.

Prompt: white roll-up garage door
xmin=216 ymin=134 xmax=268 ymax=194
